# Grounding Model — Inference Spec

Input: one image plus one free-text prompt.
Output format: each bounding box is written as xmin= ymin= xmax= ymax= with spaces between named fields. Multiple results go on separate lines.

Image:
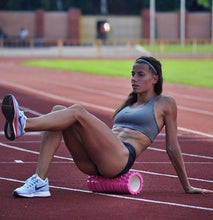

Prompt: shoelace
xmin=19 ymin=110 xmax=26 ymax=120
xmin=25 ymin=176 xmax=37 ymax=188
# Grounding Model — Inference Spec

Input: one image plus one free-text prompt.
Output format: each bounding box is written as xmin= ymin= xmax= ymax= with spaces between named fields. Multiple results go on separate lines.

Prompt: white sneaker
xmin=13 ymin=174 xmax=51 ymax=198
xmin=1 ymin=94 xmax=27 ymax=140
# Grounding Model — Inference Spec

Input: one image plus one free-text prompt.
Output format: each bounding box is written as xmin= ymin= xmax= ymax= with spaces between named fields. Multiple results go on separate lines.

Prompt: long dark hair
xmin=113 ymin=56 xmax=163 ymax=118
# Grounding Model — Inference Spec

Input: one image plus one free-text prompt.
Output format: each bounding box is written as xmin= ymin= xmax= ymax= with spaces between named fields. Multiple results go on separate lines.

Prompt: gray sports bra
xmin=113 ymin=95 xmax=160 ymax=142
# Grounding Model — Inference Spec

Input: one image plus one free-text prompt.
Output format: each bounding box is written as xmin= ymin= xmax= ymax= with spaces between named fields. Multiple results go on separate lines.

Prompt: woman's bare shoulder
xmin=158 ymin=95 xmax=176 ymax=105
xmin=157 ymin=95 xmax=177 ymax=113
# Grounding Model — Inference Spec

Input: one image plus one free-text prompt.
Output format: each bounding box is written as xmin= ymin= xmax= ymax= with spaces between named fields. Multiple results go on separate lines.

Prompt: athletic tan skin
xmin=24 ymin=61 xmax=213 ymax=194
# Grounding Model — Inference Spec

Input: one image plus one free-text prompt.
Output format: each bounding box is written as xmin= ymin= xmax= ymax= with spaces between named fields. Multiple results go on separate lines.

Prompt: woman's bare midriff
xmin=112 ymin=127 xmax=152 ymax=157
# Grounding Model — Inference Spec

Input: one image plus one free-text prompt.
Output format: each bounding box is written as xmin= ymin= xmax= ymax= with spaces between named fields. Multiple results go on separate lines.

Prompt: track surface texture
xmin=0 ymin=57 xmax=213 ymax=220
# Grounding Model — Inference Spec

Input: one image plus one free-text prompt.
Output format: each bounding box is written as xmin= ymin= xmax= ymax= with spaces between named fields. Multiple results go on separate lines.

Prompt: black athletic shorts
xmin=95 ymin=141 xmax=136 ymax=178
xmin=113 ymin=141 xmax=136 ymax=178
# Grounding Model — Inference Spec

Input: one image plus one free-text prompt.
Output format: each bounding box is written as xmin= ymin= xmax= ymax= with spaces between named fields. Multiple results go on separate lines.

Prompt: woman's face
xmin=131 ymin=63 xmax=158 ymax=94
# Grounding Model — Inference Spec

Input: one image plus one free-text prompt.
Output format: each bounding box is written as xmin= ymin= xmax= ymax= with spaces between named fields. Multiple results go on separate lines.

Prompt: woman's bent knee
xmin=52 ymin=105 xmax=66 ymax=112
xmin=68 ymin=104 xmax=87 ymax=117
xmin=69 ymin=104 xmax=85 ymax=111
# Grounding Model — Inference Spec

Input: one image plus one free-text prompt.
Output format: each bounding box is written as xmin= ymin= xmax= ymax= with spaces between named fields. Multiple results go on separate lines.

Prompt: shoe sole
xmin=13 ymin=191 xmax=51 ymax=198
xmin=1 ymin=94 xmax=17 ymax=140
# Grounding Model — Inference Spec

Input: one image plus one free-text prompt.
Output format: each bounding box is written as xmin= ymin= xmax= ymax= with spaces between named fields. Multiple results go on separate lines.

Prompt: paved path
xmin=0 ymin=44 xmax=150 ymax=58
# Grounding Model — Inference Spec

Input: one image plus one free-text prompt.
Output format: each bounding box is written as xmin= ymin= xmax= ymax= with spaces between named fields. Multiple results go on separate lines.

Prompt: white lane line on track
xmin=1 ymin=80 xmax=213 ymax=138
xmin=63 ymin=83 xmax=213 ymax=104
xmin=0 ymin=176 xmax=212 ymax=212
xmin=131 ymin=169 xmax=213 ymax=184
xmin=0 ymin=80 xmax=114 ymax=112
xmin=2 ymin=138 xmax=212 ymax=144
xmin=0 ymin=161 xmax=73 ymax=164
xmin=1 ymin=161 xmax=213 ymax=164
xmin=1 ymin=142 xmax=212 ymax=161
xmin=1 ymin=101 xmax=213 ymax=140
xmin=178 ymin=127 xmax=213 ymax=138
xmin=1 ymin=79 xmax=213 ymax=116
xmin=53 ymin=82 xmax=127 ymax=99
xmin=178 ymin=106 xmax=213 ymax=116
xmin=167 ymin=92 xmax=213 ymax=103
xmin=0 ymin=142 xmax=212 ymax=184
xmin=155 ymin=138 xmax=213 ymax=142
xmin=0 ymin=131 xmax=41 ymax=136
xmin=148 ymin=147 xmax=213 ymax=160
xmin=0 ymin=142 xmax=73 ymax=161
xmin=14 ymin=160 xmax=23 ymax=163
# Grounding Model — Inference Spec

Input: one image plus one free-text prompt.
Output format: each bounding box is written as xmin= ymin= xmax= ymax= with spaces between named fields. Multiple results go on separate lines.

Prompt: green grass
xmin=143 ymin=43 xmax=213 ymax=55
xmin=24 ymin=59 xmax=133 ymax=77
xmin=161 ymin=60 xmax=213 ymax=88
xmin=23 ymin=59 xmax=213 ymax=88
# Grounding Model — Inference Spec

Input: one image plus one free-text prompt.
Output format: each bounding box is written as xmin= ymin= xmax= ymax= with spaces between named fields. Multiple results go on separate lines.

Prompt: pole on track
xmin=211 ymin=0 xmax=213 ymax=44
xmin=180 ymin=0 xmax=185 ymax=46
xmin=150 ymin=0 xmax=155 ymax=46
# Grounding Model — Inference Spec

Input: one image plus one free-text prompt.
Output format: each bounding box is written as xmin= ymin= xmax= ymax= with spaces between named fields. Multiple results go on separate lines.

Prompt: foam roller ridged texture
xmin=87 ymin=171 xmax=143 ymax=195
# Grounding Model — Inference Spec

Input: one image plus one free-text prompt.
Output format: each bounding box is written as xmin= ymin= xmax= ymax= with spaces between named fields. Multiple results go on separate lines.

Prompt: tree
xmin=198 ymin=0 xmax=212 ymax=9
xmin=0 ymin=0 xmax=211 ymax=13
xmin=156 ymin=0 xmax=180 ymax=11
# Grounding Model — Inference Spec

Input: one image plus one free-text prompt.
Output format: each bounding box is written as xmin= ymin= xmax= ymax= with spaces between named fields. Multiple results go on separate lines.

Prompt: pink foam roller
xmin=87 ymin=171 xmax=143 ymax=195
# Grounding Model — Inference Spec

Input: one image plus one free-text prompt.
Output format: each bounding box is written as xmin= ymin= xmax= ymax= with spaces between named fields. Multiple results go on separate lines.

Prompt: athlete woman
xmin=2 ymin=56 xmax=213 ymax=197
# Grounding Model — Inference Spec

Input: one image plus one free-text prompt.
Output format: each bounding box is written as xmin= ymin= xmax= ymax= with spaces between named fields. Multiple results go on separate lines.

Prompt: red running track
xmin=0 ymin=57 xmax=213 ymax=219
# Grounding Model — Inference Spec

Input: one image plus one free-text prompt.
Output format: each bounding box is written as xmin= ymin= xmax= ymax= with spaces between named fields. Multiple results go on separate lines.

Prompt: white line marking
xmin=148 ymin=147 xmax=213 ymax=160
xmin=155 ymin=138 xmax=213 ymax=142
xmin=1 ymin=142 xmax=212 ymax=162
xmin=50 ymin=185 xmax=213 ymax=212
xmin=1 ymin=140 xmax=41 ymax=143
xmin=0 ymin=176 xmax=212 ymax=211
xmin=0 ymin=142 xmax=212 ymax=184
xmin=0 ymin=131 xmax=42 ymax=136
xmin=14 ymin=160 xmax=23 ymax=163
xmin=1 ymin=161 xmax=212 ymax=165
xmin=168 ymin=92 xmax=213 ymax=103
xmin=0 ymin=161 xmax=73 ymax=164
xmin=178 ymin=106 xmax=213 ymax=116
xmin=0 ymin=142 xmax=73 ymax=161
xmin=1 ymin=79 xmax=213 ymax=116
xmin=134 ymin=161 xmax=213 ymax=164
xmin=131 ymin=169 xmax=213 ymax=184
xmin=0 ymin=80 xmax=114 ymax=112
xmin=55 ymin=82 xmax=126 ymax=99
xmin=1 ymin=80 xmax=213 ymax=138
xmin=178 ymin=127 xmax=213 ymax=138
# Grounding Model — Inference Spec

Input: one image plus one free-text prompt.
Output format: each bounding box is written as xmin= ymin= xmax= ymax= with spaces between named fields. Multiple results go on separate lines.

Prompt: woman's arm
xmin=163 ymin=96 xmax=213 ymax=194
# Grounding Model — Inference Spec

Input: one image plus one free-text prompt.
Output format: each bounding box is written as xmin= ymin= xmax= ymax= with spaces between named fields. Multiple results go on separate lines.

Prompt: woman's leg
xmin=26 ymin=104 xmax=129 ymax=178
xmin=61 ymin=105 xmax=130 ymax=177
xmin=36 ymin=130 xmax=62 ymax=180
xmin=36 ymin=105 xmax=99 ymax=179
xmin=63 ymin=126 xmax=100 ymax=176
xmin=35 ymin=105 xmax=63 ymax=179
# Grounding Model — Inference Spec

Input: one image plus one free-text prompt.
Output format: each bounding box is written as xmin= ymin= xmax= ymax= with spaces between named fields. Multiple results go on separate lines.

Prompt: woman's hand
xmin=185 ymin=186 xmax=213 ymax=194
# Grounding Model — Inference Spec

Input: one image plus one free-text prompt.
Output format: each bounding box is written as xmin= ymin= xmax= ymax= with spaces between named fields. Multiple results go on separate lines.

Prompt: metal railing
xmin=0 ymin=38 xmax=212 ymax=57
